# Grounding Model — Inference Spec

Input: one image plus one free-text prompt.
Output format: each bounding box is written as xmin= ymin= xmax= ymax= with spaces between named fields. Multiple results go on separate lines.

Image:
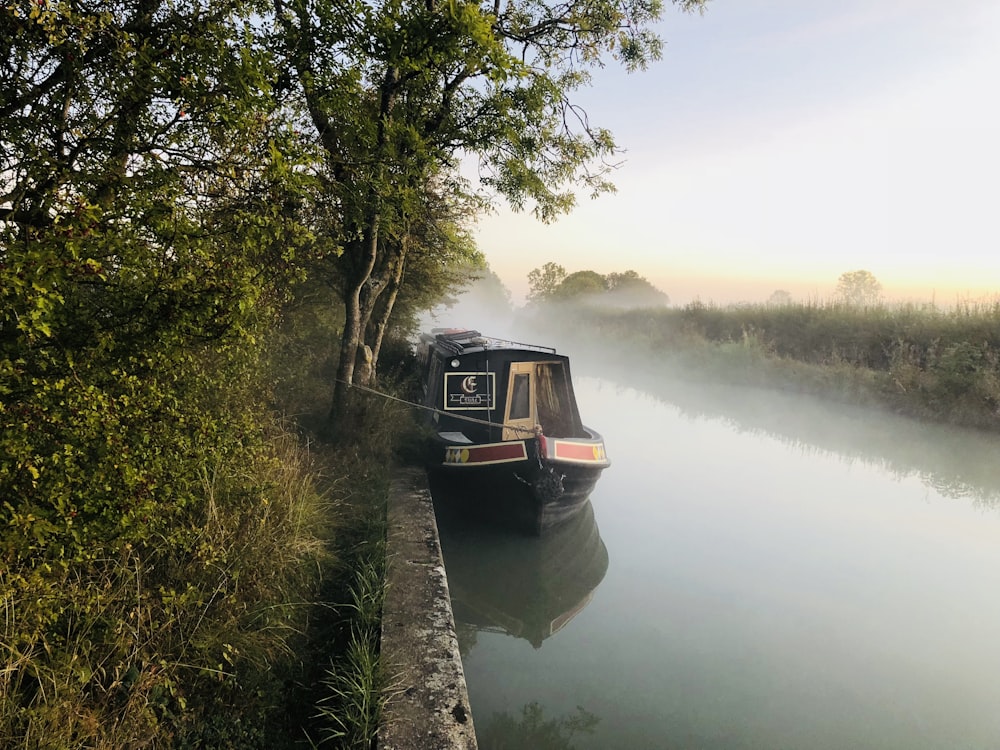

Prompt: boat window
xmin=509 ymin=373 xmax=531 ymax=420
xmin=535 ymin=363 xmax=579 ymax=437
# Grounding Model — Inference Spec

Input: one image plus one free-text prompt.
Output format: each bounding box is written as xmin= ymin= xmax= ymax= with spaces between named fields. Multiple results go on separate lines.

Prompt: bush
xmin=1 ymin=337 xmax=332 ymax=747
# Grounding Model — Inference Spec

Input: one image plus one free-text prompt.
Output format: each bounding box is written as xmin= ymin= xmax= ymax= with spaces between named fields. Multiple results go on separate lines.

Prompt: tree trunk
xmin=354 ymin=243 xmax=406 ymax=385
xmin=366 ymin=250 xmax=407 ymax=382
xmin=327 ymin=223 xmax=378 ymax=432
xmin=325 ymin=65 xmax=400 ymax=435
xmin=328 ymin=281 xmax=362 ymax=431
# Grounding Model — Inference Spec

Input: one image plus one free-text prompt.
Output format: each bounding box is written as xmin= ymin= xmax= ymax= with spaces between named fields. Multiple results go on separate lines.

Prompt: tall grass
xmin=524 ymin=299 xmax=1000 ymax=432
xmin=306 ymin=383 xmax=423 ymax=749
xmin=271 ymin=324 xmax=423 ymax=748
xmin=315 ymin=547 xmax=389 ymax=747
xmin=1 ymin=422 xmax=332 ymax=749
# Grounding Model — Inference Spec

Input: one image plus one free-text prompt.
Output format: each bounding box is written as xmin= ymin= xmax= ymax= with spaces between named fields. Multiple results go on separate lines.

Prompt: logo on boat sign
xmin=444 ymin=372 xmax=495 ymax=410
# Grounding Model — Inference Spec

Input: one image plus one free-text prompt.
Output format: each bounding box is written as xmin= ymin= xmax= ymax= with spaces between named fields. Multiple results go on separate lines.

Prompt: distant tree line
xmin=528 ymin=293 xmax=1000 ymax=432
xmin=526 ymin=264 xmax=887 ymax=311
xmin=526 ymin=262 xmax=670 ymax=307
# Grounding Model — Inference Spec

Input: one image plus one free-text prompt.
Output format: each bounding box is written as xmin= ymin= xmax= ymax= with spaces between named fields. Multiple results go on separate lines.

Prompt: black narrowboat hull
xmin=427 ymin=429 xmax=608 ymax=535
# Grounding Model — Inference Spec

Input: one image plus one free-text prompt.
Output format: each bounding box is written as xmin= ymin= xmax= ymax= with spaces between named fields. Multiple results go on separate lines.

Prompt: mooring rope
xmin=338 ymin=379 xmax=539 ymax=437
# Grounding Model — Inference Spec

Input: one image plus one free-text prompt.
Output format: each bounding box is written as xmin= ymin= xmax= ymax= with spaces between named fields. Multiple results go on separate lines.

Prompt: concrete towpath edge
xmin=378 ymin=467 xmax=478 ymax=749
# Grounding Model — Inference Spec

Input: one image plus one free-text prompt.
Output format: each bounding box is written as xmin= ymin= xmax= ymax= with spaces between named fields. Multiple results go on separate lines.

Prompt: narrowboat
xmin=417 ymin=328 xmax=610 ymax=534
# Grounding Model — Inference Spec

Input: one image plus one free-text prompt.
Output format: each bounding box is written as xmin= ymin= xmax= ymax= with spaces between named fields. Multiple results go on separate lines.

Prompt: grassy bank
xmin=289 ymin=385 xmax=421 ymax=750
xmin=1 ymin=283 xmax=419 ymax=749
xmin=524 ymin=299 xmax=1000 ymax=432
xmin=1 ymin=410 xmax=410 ymax=750
xmin=2 ymin=407 xmax=332 ymax=747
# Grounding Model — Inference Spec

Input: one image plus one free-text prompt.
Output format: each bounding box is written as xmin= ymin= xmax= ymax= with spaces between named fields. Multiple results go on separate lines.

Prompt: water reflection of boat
xmin=434 ymin=491 xmax=609 ymax=649
xmin=417 ymin=328 xmax=610 ymax=535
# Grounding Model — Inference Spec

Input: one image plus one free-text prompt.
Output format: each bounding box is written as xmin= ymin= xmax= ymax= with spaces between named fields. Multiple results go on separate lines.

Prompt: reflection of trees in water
xmin=922 ymin=470 xmax=985 ymax=506
xmin=682 ymin=389 xmax=1000 ymax=509
xmin=478 ymin=702 xmax=598 ymax=750
xmin=714 ymin=414 xmax=1000 ymax=508
xmin=455 ymin=620 xmax=478 ymax=660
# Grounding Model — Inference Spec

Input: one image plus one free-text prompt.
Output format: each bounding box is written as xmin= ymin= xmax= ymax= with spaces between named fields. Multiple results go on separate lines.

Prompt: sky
xmin=470 ymin=0 xmax=1000 ymax=306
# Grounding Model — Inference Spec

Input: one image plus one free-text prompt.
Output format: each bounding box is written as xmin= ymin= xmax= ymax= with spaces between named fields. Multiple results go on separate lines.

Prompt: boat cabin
xmin=418 ymin=329 xmax=588 ymax=444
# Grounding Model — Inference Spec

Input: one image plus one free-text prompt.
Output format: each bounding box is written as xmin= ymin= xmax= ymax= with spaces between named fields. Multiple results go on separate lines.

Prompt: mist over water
xmin=432 ymin=303 xmax=1000 ymax=749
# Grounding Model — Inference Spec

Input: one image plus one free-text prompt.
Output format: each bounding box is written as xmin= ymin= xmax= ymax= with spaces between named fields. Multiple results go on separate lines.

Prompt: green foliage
xmin=1 ymin=392 xmax=333 ymax=747
xmin=285 ymin=367 xmax=421 ymax=749
xmin=0 ymin=3 xmax=336 ymax=746
xmin=527 ymin=262 xmax=568 ymax=303
xmin=601 ymin=269 xmax=669 ymax=307
xmin=551 ymin=270 xmax=608 ymax=301
xmin=379 ymin=179 xmax=489 ymax=342
xmin=527 ymin=264 xmax=667 ymax=307
xmin=315 ymin=540 xmax=389 ymax=748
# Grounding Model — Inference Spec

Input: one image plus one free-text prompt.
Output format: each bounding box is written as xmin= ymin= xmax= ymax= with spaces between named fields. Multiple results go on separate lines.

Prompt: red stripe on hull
xmin=470 ymin=443 xmax=527 ymax=463
xmin=445 ymin=441 xmax=528 ymax=466
xmin=552 ymin=440 xmax=608 ymax=463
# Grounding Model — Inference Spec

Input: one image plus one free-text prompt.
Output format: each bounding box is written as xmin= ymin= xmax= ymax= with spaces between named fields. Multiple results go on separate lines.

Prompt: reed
xmin=524 ymin=299 xmax=1000 ymax=432
xmin=314 ymin=547 xmax=390 ymax=748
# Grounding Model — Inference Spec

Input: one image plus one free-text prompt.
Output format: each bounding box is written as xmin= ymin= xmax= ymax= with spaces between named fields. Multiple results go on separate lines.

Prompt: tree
xmin=530 ymin=267 xmax=668 ymax=307
xmin=527 ymin=261 xmax=568 ymax=303
xmin=767 ymin=289 xmax=793 ymax=306
xmin=2 ymin=0 xmax=301 ymax=358
xmin=429 ymin=265 xmax=514 ymax=329
xmin=836 ymin=270 xmax=882 ymax=307
xmin=604 ymin=270 xmax=669 ymax=307
xmin=273 ymin=0 xmax=709 ymax=431
xmin=551 ymin=270 xmax=608 ymax=300
xmin=470 ymin=267 xmax=514 ymax=314
xmin=1 ymin=1 xmax=313 ymax=741
xmin=361 ymin=178 xmax=487 ymax=377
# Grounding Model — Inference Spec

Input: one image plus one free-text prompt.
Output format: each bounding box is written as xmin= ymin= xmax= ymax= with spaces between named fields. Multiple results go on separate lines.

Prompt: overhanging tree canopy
xmin=272 ymin=0 xmax=708 ymax=429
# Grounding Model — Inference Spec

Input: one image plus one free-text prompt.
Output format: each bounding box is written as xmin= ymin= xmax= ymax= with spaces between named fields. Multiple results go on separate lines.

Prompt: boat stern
xmin=541 ymin=427 xmax=611 ymax=470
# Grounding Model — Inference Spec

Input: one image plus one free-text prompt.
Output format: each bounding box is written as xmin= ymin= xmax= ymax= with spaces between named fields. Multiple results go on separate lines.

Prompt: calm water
xmin=434 ymin=375 xmax=1000 ymax=750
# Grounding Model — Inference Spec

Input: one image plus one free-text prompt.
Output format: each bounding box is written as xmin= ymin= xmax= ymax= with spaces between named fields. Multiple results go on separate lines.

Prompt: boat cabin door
xmin=503 ymin=362 xmax=537 ymax=440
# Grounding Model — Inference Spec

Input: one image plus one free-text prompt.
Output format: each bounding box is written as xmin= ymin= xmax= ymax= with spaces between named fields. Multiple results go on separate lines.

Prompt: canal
xmin=433 ymin=372 xmax=1000 ymax=749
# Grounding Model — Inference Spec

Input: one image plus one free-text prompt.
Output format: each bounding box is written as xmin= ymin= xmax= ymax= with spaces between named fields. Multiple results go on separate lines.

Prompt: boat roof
xmin=423 ymin=328 xmax=558 ymax=357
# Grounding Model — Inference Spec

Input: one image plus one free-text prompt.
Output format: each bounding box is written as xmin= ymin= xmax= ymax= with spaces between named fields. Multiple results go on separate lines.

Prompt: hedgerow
xmin=524 ymin=300 xmax=1000 ymax=431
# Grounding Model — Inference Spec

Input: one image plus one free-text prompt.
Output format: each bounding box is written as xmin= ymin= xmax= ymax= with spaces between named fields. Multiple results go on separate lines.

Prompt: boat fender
xmin=532 ymin=467 xmax=564 ymax=504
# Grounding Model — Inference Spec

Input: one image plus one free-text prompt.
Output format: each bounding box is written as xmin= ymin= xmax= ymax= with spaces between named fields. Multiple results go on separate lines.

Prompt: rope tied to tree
xmin=338 ymin=379 xmax=542 ymax=437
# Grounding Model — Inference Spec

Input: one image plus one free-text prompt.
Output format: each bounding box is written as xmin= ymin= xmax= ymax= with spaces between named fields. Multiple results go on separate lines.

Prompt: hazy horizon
xmin=469 ymin=0 xmax=1000 ymax=309
xmin=489 ymin=266 xmax=1000 ymax=309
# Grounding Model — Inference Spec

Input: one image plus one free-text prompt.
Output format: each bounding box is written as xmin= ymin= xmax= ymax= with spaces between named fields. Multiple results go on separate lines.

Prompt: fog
xmin=420 ymin=283 xmax=1000 ymax=510
xmin=436 ymin=291 xmax=1000 ymax=748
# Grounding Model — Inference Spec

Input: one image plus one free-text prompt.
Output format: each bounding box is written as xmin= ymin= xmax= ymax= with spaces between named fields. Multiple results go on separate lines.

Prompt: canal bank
xmin=378 ymin=467 xmax=477 ymax=749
